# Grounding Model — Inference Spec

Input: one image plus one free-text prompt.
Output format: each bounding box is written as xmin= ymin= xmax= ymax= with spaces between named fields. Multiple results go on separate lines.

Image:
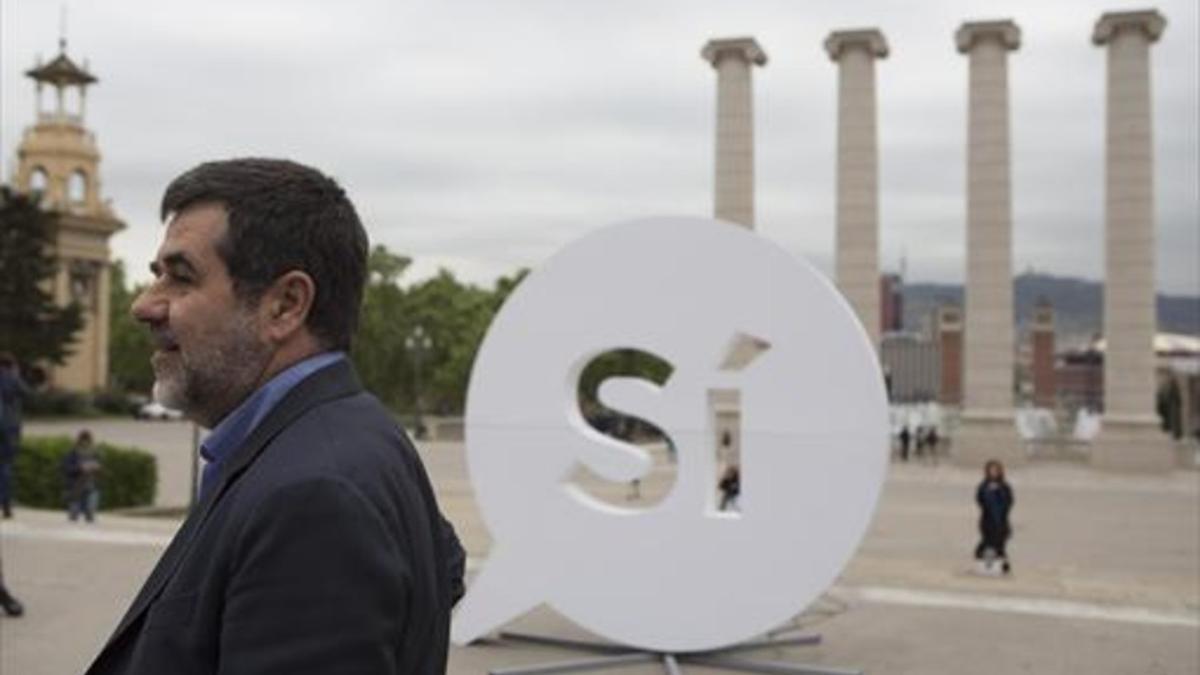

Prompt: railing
xmin=1023 ymin=437 xmax=1091 ymax=462
xmin=36 ymin=111 xmax=84 ymax=125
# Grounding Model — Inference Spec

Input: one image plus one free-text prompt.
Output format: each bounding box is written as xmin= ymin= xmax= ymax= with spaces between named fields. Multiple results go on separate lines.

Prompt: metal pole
xmin=413 ymin=347 xmax=423 ymax=438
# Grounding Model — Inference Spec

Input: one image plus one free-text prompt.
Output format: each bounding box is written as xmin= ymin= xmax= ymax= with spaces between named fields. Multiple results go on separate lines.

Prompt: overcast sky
xmin=2 ymin=0 xmax=1197 ymax=295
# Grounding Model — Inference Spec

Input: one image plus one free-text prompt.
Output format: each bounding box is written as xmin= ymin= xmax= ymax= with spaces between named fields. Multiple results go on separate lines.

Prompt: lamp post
xmin=405 ymin=325 xmax=433 ymax=439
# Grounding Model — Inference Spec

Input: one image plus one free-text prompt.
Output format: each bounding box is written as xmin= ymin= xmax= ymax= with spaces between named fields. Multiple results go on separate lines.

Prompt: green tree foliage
xmin=0 ymin=186 xmax=83 ymax=366
xmin=351 ymin=247 xmax=672 ymax=419
xmin=352 ymin=245 xmax=530 ymax=416
xmin=352 ymin=247 xmax=537 ymax=415
xmin=107 ymin=260 xmax=154 ymax=393
xmin=354 ymin=246 xmax=415 ymax=409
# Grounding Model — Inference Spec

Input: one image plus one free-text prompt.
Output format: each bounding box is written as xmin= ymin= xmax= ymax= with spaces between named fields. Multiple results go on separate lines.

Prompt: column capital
xmin=956 ymin=20 xmax=1021 ymax=53
xmin=701 ymin=37 xmax=768 ymax=68
xmin=824 ymin=29 xmax=888 ymax=61
xmin=1093 ymin=10 xmax=1166 ymax=46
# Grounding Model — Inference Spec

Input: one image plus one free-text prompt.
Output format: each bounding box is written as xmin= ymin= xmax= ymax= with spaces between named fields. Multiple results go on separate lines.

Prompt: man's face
xmin=131 ymin=203 xmax=271 ymax=428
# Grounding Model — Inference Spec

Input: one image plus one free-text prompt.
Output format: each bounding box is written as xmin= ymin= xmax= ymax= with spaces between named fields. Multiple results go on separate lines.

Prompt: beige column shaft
xmin=826 ymin=30 xmax=888 ymax=346
xmin=1096 ymin=12 xmax=1163 ymax=421
xmin=96 ymin=263 xmax=112 ymax=387
xmin=952 ymin=20 xmax=1023 ymax=466
xmin=702 ymin=38 xmax=767 ymax=228
xmin=1091 ymin=10 xmax=1173 ymax=471
xmin=960 ymin=21 xmax=1020 ymax=415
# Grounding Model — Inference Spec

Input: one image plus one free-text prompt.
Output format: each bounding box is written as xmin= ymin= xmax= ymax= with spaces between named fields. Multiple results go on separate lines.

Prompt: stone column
xmin=1092 ymin=10 xmax=1174 ymax=471
xmin=701 ymin=37 xmax=767 ymax=228
xmin=96 ymin=260 xmax=112 ymax=388
xmin=953 ymin=20 xmax=1023 ymax=466
xmin=825 ymin=30 xmax=888 ymax=347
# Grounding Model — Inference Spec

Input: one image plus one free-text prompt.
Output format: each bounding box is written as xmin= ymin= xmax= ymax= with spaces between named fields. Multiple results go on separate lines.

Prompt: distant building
xmin=937 ymin=305 xmax=963 ymax=406
xmin=1056 ymin=343 xmax=1103 ymax=412
xmin=1017 ymin=298 xmax=1057 ymax=407
xmin=879 ymin=331 xmax=939 ymax=403
xmin=11 ymin=39 xmax=124 ymax=391
xmin=879 ymin=273 xmax=904 ymax=334
xmin=1055 ymin=333 xmax=1200 ymax=439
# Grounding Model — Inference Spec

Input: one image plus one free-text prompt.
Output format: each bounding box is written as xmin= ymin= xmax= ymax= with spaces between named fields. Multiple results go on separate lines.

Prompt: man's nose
xmin=130 ymin=286 xmax=165 ymax=324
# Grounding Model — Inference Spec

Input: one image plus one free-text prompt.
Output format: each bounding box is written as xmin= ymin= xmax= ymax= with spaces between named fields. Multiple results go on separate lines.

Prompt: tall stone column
xmin=825 ymin=30 xmax=888 ymax=347
xmin=1092 ymin=10 xmax=1173 ymax=471
xmin=701 ymin=37 xmax=767 ymax=228
xmin=953 ymin=20 xmax=1023 ymax=466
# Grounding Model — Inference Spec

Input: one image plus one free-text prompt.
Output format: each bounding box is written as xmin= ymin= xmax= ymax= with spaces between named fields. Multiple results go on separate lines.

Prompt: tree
xmin=353 ymin=246 xmax=414 ymax=411
xmin=351 ymin=245 xmax=526 ymax=416
xmin=108 ymin=260 xmax=154 ymax=393
xmin=403 ymin=269 xmax=494 ymax=414
xmin=0 ymin=186 xmax=83 ymax=368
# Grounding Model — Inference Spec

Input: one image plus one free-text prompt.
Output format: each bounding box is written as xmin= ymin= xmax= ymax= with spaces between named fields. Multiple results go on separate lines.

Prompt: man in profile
xmin=87 ymin=158 xmax=464 ymax=674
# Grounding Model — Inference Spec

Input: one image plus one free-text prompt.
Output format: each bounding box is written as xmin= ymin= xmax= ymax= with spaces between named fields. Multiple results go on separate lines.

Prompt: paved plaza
xmin=1 ymin=419 xmax=1197 ymax=674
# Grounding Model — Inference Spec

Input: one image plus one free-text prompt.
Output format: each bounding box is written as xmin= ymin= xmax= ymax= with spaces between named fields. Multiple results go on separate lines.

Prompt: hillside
xmin=900 ymin=273 xmax=1200 ymax=346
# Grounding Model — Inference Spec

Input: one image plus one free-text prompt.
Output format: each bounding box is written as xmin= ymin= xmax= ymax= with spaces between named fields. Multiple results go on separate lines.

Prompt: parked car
xmin=136 ymin=401 xmax=184 ymax=421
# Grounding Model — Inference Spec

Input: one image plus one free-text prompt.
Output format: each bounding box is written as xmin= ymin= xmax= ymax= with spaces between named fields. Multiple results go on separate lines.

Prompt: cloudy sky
xmin=2 ymin=0 xmax=1197 ymax=295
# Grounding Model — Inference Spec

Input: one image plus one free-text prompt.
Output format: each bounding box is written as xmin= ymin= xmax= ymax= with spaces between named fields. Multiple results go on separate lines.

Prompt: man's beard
xmin=152 ymin=313 xmax=271 ymax=428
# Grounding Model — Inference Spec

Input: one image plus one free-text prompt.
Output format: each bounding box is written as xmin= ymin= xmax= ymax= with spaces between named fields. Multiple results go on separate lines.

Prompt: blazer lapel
xmin=101 ymin=360 xmax=363 ymax=646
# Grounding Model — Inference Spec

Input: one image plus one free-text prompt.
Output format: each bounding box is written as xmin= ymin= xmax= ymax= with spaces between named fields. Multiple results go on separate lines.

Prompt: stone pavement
xmin=1 ymin=424 xmax=1197 ymax=674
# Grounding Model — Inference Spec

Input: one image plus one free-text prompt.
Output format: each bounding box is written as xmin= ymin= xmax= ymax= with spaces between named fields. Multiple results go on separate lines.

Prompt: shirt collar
xmin=199 ymin=351 xmax=346 ymax=467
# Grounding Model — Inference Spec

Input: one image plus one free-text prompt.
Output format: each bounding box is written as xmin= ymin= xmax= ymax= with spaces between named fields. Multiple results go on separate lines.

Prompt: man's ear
xmin=261 ymin=270 xmax=316 ymax=343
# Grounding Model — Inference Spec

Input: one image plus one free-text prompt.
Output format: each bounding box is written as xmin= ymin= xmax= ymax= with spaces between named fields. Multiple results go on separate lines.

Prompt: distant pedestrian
xmin=898 ymin=426 xmax=912 ymax=461
xmin=974 ymin=459 xmax=1014 ymax=574
xmin=0 ymin=352 xmax=32 ymax=519
xmin=914 ymin=425 xmax=927 ymax=457
xmin=0 ymin=556 xmax=23 ymax=617
xmin=925 ymin=426 xmax=940 ymax=461
xmin=718 ymin=464 xmax=741 ymax=511
xmin=62 ymin=430 xmax=103 ymax=523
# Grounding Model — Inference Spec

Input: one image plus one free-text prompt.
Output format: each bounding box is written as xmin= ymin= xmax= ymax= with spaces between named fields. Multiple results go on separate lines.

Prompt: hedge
xmin=12 ymin=436 xmax=157 ymax=510
xmin=24 ymin=388 xmax=143 ymax=418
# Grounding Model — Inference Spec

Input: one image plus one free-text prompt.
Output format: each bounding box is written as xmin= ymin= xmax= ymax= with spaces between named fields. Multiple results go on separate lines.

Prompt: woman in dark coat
xmin=974 ymin=459 xmax=1014 ymax=573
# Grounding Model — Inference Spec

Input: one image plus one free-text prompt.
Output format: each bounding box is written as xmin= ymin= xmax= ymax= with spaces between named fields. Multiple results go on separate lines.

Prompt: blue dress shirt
xmin=198 ymin=351 xmax=346 ymax=499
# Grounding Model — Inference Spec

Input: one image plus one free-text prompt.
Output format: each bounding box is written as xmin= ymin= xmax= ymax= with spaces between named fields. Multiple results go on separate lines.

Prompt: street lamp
xmin=405 ymin=325 xmax=433 ymax=439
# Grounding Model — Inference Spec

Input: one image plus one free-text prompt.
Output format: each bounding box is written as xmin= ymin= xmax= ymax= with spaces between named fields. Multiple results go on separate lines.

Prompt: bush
xmin=12 ymin=436 xmax=157 ymax=510
xmin=24 ymin=388 xmax=93 ymax=417
xmin=91 ymin=388 xmax=141 ymax=416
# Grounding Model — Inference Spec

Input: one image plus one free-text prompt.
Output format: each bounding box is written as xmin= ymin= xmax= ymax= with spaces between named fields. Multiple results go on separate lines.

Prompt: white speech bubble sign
xmin=452 ymin=217 xmax=888 ymax=652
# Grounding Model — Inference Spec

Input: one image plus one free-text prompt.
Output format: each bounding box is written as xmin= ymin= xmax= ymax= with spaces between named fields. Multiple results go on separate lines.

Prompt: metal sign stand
xmin=488 ymin=630 xmax=862 ymax=675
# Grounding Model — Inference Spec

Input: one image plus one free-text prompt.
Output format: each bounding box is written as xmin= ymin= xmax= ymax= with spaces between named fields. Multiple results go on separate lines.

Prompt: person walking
xmin=0 ymin=352 xmax=32 ymax=519
xmin=974 ymin=459 xmax=1014 ymax=574
xmin=718 ymin=463 xmax=741 ymax=511
xmin=62 ymin=430 xmax=103 ymax=523
xmin=925 ymin=426 xmax=941 ymax=463
xmin=898 ymin=425 xmax=912 ymax=461
xmin=0 ymin=554 xmax=24 ymax=617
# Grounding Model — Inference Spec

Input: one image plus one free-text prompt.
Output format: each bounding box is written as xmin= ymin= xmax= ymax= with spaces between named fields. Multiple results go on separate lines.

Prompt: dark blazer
xmin=86 ymin=360 xmax=465 ymax=674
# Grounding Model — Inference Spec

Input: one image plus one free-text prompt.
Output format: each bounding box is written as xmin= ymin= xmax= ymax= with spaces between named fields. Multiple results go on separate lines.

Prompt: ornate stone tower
xmin=13 ymin=39 xmax=124 ymax=391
